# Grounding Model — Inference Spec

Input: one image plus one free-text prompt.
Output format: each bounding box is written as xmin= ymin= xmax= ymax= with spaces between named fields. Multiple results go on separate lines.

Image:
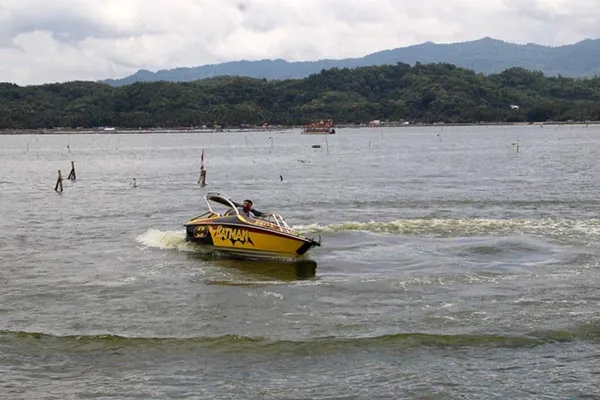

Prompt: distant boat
xmin=302 ymin=120 xmax=335 ymax=134
xmin=103 ymin=127 xmax=116 ymax=131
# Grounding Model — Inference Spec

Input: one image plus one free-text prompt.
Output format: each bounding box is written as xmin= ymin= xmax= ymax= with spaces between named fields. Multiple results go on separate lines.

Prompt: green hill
xmin=3 ymin=62 xmax=600 ymax=129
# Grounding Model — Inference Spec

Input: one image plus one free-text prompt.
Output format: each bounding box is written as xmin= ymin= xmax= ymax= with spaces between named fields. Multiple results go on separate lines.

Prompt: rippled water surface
xmin=1 ymin=125 xmax=600 ymax=399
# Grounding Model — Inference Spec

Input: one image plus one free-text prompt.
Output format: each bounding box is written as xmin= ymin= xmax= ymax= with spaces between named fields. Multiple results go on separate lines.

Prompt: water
xmin=1 ymin=125 xmax=600 ymax=399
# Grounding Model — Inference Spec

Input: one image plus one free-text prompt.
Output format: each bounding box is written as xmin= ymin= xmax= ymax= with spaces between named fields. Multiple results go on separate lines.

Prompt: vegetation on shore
xmin=2 ymin=62 xmax=600 ymax=129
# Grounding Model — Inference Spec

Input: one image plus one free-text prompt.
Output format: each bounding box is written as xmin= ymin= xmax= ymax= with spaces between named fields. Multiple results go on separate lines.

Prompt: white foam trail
xmin=136 ymin=229 xmax=198 ymax=252
xmin=136 ymin=218 xmax=600 ymax=254
xmin=293 ymin=218 xmax=600 ymax=239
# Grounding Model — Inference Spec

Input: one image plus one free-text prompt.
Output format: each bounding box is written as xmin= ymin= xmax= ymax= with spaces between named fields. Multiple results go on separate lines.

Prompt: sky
xmin=0 ymin=0 xmax=599 ymax=85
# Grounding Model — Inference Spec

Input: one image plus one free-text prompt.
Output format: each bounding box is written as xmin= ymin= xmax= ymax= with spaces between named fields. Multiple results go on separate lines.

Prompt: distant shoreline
xmin=1 ymin=121 xmax=599 ymax=135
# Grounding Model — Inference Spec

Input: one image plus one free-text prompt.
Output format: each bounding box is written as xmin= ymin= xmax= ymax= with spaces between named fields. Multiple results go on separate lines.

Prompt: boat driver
xmin=237 ymin=199 xmax=256 ymax=218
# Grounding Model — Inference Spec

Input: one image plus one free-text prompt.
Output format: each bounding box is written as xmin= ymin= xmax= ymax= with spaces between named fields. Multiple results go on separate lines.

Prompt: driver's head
xmin=243 ymin=199 xmax=253 ymax=211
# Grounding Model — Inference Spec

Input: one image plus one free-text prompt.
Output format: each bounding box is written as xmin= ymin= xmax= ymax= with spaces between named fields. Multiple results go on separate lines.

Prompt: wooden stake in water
xmin=198 ymin=150 xmax=207 ymax=186
xmin=325 ymin=135 xmax=329 ymax=155
xmin=67 ymin=161 xmax=76 ymax=180
xmin=511 ymin=138 xmax=520 ymax=153
xmin=54 ymin=170 xmax=63 ymax=192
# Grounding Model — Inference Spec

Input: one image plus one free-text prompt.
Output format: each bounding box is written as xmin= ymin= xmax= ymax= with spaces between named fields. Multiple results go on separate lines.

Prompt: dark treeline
xmin=2 ymin=62 xmax=600 ymax=129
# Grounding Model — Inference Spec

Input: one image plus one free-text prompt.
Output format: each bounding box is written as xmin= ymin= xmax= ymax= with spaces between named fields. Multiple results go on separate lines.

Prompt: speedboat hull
xmin=185 ymin=215 xmax=319 ymax=258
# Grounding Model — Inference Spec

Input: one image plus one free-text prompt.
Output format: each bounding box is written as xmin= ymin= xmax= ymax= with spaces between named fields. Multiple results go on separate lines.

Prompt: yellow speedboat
xmin=184 ymin=192 xmax=321 ymax=259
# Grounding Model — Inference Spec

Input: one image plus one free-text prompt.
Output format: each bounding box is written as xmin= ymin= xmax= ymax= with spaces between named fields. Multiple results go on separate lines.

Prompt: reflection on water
xmin=187 ymin=251 xmax=317 ymax=281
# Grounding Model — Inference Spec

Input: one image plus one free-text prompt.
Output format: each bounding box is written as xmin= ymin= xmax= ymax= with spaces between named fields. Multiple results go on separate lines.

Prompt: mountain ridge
xmin=102 ymin=37 xmax=600 ymax=86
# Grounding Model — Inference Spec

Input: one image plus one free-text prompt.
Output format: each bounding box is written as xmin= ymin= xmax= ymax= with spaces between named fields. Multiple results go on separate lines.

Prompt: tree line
xmin=2 ymin=62 xmax=600 ymax=129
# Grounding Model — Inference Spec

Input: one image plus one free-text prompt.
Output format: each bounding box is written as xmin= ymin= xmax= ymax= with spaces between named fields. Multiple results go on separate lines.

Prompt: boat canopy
xmin=205 ymin=192 xmax=264 ymax=217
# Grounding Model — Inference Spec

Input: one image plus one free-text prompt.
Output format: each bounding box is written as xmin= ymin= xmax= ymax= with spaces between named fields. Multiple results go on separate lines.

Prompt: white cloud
xmin=0 ymin=0 xmax=599 ymax=85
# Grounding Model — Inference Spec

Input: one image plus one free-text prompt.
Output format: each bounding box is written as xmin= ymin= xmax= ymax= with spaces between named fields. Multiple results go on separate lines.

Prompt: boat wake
xmin=3 ymin=321 xmax=600 ymax=353
xmin=137 ymin=217 xmax=600 ymax=255
xmin=136 ymin=229 xmax=197 ymax=252
xmin=294 ymin=218 xmax=600 ymax=241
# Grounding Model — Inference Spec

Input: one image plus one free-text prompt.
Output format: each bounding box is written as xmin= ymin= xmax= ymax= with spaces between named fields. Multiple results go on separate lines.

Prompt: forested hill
xmin=103 ymin=37 xmax=600 ymax=86
xmin=2 ymin=62 xmax=600 ymax=130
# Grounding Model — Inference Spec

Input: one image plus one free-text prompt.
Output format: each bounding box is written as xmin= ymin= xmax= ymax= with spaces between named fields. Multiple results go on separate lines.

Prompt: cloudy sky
xmin=1 ymin=0 xmax=598 ymax=85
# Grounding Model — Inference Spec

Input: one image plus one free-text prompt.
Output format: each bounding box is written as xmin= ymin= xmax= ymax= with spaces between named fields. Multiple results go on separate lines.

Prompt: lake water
xmin=1 ymin=125 xmax=599 ymax=399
